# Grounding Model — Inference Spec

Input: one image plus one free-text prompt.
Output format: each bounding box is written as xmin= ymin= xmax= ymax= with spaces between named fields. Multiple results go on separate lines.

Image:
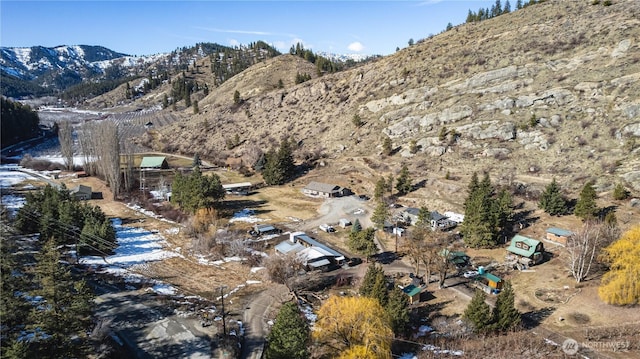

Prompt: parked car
xmin=463 ymin=270 xmax=479 ymax=278
xmin=348 ymin=257 xmax=363 ymax=267
xmin=319 ymin=224 xmax=336 ymax=233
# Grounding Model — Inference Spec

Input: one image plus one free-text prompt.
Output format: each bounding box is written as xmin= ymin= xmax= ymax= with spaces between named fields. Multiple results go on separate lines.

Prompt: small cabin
xmin=545 ymin=227 xmax=574 ymax=245
xmin=71 ymin=185 xmax=92 ymax=201
xmin=140 ymin=156 xmax=169 ymax=169
xmin=401 ymin=284 xmax=423 ymax=304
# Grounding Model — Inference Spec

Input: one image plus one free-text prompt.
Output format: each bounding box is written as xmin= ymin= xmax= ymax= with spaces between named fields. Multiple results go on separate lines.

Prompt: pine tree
xmin=262 ymin=139 xmax=295 ymax=185
xmin=371 ymin=201 xmax=389 ymax=230
xmin=574 ymin=180 xmax=598 ymax=220
xmin=463 ymin=290 xmax=492 ymax=333
xmin=539 ymin=178 xmax=568 ymax=216
xmin=491 ymin=281 xmax=521 ymax=332
xmin=193 ymin=153 xmax=202 ymax=167
xmin=612 ymin=183 xmax=629 ymax=200
xmin=0 ymin=239 xmax=30 ymax=348
xmin=360 ymin=264 xmax=386 ymax=298
xmin=382 ymin=136 xmax=393 ymax=156
xmin=162 ymin=94 xmax=169 ymax=109
xmin=462 ymin=173 xmax=500 ymax=248
xmin=265 ymin=302 xmax=310 ymax=359
xmin=30 ymin=238 xmax=94 ymax=357
xmin=386 ymin=287 xmax=410 ymax=335
xmin=352 ymin=218 xmax=362 ymax=233
xmin=348 ymin=228 xmax=378 ymax=259
xmin=395 ymin=165 xmax=412 ymax=196
xmin=193 ymin=99 xmax=199 ymax=114
xmin=416 ymin=206 xmax=430 ymax=228
xmin=233 ymin=90 xmax=241 ymax=104
xmin=374 ymin=177 xmax=387 ymax=201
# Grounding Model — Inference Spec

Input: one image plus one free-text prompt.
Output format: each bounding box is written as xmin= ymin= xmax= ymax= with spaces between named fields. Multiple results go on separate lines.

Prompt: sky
xmin=1 ymin=0 xmax=497 ymax=57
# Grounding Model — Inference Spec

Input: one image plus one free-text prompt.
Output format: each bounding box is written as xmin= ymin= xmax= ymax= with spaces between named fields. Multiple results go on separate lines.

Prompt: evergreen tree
xmin=408 ymin=139 xmax=418 ymax=154
xmin=360 ymin=264 xmax=386 ymax=298
xmin=162 ymin=94 xmax=169 ymax=109
xmin=193 ymin=153 xmax=202 ymax=167
xmin=30 ymin=238 xmax=94 ymax=357
xmin=574 ymin=180 xmax=598 ymax=221
xmin=374 ymin=177 xmax=387 ymax=201
xmin=382 ymin=136 xmax=393 ymax=156
xmin=395 ymin=165 xmax=412 ymax=196
xmin=461 ymin=173 xmax=511 ymax=248
xmin=612 ymin=183 xmax=629 ymax=200
xmin=265 ymin=302 xmax=310 ymax=359
xmin=503 ymin=0 xmax=512 ymax=13
xmin=463 ymin=290 xmax=492 ymax=333
xmin=386 ymin=287 xmax=410 ymax=335
xmin=352 ymin=218 xmax=362 ymax=233
xmin=416 ymin=206 xmax=431 ymax=228
xmin=193 ymin=99 xmax=199 ymax=114
xmin=348 ymin=228 xmax=378 ymax=259
xmin=516 ymin=0 xmax=523 ymax=9
xmin=233 ymin=90 xmax=241 ymax=104
xmin=491 ymin=281 xmax=521 ymax=332
xmin=371 ymin=201 xmax=389 ymax=230
xmin=0 ymin=239 xmax=30 ymax=350
xmin=262 ymin=139 xmax=295 ymax=185
xmin=539 ymin=178 xmax=568 ymax=216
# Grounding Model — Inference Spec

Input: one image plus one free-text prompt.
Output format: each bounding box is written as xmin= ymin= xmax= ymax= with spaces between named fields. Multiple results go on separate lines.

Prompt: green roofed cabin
xmin=401 ymin=284 xmax=423 ymax=304
xmin=507 ymin=235 xmax=544 ymax=266
xmin=140 ymin=156 xmax=169 ymax=169
xmin=478 ymin=269 xmax=503 ymax=290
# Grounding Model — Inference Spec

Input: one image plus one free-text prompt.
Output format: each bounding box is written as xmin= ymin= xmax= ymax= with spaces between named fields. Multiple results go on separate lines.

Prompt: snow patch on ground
xmin=82 ymin=218 xmax=181 ymax=272
xmin=1 ymin=194 xmax=26 ymax=215
xmin=0 ymin=167 xmax=35 ymax=188
xmin=125 ymin=203 xmax=178 ymax=225
xmin=148 ymin=283 xmax=178 ymax=296
xmin=250 ymin=267 xmax=265 ymax=273
xmin=229 ymin=209 xmax=264 ymax=223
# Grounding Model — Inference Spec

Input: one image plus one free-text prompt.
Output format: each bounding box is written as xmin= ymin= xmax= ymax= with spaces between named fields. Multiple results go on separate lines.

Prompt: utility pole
xmin=219 ymin=286 xmax=227 ymax=336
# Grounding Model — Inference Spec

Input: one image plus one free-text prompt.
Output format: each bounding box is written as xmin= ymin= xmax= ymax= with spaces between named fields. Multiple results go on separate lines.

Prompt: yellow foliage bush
xmin=598 ymin=226 xmax=640 ymax=305
xmin=313 ymin=296 xmax=393 ymax=359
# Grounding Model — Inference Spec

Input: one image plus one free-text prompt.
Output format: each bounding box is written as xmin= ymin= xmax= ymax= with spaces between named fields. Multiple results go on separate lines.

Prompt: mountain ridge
xmin=132 ymin=0 xmax=640 ymax=204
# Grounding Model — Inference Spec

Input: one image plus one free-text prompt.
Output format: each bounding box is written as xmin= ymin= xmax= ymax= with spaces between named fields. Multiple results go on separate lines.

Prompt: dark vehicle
xmin=358 ymin=194 xmax=370 ymax=201
xmin=348 ymin=257 xmax=363 ymax=267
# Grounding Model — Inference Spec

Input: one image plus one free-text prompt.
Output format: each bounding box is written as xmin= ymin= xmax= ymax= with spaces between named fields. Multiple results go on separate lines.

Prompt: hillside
xmin=131 ymin=1 xmax=638 ymax=202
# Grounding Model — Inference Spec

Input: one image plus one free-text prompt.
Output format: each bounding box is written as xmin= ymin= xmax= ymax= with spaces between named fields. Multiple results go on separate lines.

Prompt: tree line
xmin=1 ymin=97 xmax=41 ymax=148
xmin=15 ymin=184 xmax=117 ymax=256
xmin=1 ymin=185 xmax=116 ymax=357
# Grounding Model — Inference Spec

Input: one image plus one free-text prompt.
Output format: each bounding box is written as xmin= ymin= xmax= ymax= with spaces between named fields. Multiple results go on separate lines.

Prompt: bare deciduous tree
xmin=79 ymin=121 xmax=121 ymax=199
xmin=121 ymin=141 xmax=135 ymax=192
xmin=264 ymin=253 xmax=304 ymax=286
xmin=566 ymin=221 xmax=619 ymax=283
xmin=58 ymin=121 xmax=74 ymax=170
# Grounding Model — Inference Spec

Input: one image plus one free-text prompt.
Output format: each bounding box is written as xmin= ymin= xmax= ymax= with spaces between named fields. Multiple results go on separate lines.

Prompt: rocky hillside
xmin=131 ymin=0 xmax=638 ymax=209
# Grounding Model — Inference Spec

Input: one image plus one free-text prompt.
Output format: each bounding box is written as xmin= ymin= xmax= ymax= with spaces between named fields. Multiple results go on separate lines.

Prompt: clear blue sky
xmin=1 ymin=1 xmax=498 ymax=56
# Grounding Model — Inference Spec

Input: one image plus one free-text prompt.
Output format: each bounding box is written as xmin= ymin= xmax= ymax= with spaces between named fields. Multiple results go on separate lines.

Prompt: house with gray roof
xmin=302 ymin=181 xmax=348 ymax=198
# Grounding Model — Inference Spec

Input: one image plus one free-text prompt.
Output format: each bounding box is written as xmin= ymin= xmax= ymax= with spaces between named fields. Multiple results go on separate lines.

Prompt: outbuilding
xmin=545 ymin=227 xmax=573 ymax=245
xmin=140 ymin=156 xmax=169 ymax=169
xmin=71 ymin=185 xmax=92 ymax=201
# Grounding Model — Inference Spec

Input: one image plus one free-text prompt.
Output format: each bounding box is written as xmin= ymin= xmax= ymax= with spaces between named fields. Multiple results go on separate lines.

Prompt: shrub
xmin=612 ymin=183 xmax=630 ymax=200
